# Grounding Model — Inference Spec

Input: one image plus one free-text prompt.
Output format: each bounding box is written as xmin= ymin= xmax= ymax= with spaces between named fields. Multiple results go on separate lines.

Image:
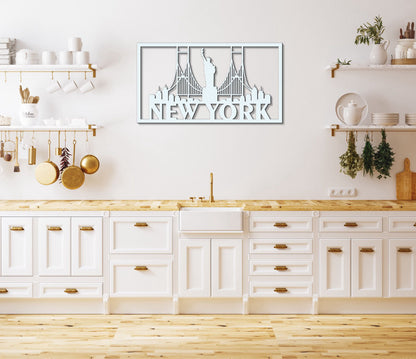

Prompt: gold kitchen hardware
xmin=198 ymin=196 xmax=206 ymax=201
xmin=360 ymin=248 xmax=375 ymax=253
xmin=35 ymin=138 xmax=59 ymax=185
xmin=328 ymin=247 xmax=343 ymax=253
xmin=64 ymin=288 xmax=78 ymax=294
xmin=55 ymin=131 xmax=62 ymax=156
xmin=0 ymin=288 xmax=8 ymax=294
xmin=398 ymin=247 xmax=412 ymax=253
xmin=61 ymin=138 xmax=85 ymax=190
xmin=80 ymin=226 xmax=94 ymax=231
xmin=274 ymin=287 xmax=288 ymax=293
xmin=274 ymin=222 xmax=288 ymax=228
xmin=28 ymin=145 xmax=36 ymax=165
xmin=274 ymin=265 xmax=288 ymax=271
xmin=413 ymin=223 xmax=416 ymax=227
xmin=274 ymin=244 xmax=288 ymax=249
xmin=344 ymin=222 xmax=358 ymax=227
xmin=9 ymin=226 xmax=24 ymax=231
xmin=134 ymin=222 xmax=148 ymax=227
xmin=0 ymin=125 xmax=98 ymax=137
xmin=80 ymin=154 xmax=100 ymax=175
xmin=210 ymin=172 xmax=214 ymax=203
xmin=47 ymin=226 xmax=62 ymax=231
xmin=189 ymin=197 xmax=196 ymax=201
xmin=134 ymin=266 xmax=148 ymax=271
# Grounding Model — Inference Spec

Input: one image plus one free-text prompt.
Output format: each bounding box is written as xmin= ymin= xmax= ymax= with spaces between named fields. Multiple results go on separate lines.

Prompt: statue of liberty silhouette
xmin=201 ymin=48 xmax=218 ymax=102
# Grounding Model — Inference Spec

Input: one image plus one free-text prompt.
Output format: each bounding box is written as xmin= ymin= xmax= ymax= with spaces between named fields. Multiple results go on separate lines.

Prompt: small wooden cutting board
xmin=396 ymin=158 xmax=414 ymax=200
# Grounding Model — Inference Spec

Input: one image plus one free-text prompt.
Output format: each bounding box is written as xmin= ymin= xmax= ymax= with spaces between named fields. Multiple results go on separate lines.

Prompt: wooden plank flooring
xmin=0 ymin=315 xmax=415 ymax=358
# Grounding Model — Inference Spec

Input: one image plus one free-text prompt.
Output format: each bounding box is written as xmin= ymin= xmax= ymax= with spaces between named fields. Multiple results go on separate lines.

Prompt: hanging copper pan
xmin=61 ymin=139 xmax=85 ymax=190
xmin=35 ymin=139 xmax=59 ymax=185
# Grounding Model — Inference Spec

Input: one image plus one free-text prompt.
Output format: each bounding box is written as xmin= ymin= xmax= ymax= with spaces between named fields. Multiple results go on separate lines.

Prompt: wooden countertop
xmin=0 ymin=200 xmax=415 ymax=211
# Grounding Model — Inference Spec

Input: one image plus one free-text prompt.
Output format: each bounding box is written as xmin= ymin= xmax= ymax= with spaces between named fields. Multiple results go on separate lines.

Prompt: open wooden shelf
xmin=327 ymin=63 xmax=416 ymax=78
xmin=329 ymin=124 xmax=416 ymax=137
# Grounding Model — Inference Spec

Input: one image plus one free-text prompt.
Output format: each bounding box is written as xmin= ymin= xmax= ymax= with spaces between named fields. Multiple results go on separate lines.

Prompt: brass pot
xmin=80 ymin=154 xmax=100 ymax=174
xmin=61 ymin=140 xmax=85 ymax=190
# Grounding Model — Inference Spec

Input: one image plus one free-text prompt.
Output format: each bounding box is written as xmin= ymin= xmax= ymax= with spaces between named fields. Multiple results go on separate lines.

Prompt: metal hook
xmin=68 ymin=71 xmax=70 ymax=80
xmin=4 ymin=71 xmax=6 ymax=83
xmin=51 ymin=71 xmax=54 ymax=80
xmin=19 ymin=71 xmax=22 ymax=83
xmin=84 ymin=71 xmax=87 ymax=80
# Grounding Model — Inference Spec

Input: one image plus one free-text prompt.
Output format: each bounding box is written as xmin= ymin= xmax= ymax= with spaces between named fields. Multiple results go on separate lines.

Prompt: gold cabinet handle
xmin=134 ymin=266 xmax=148 ymax=271
xmin=9 ymin=226 xmax=24 ymax=231
xmin=0 ymin=288 xmax=8 ymax=294
xmin=360 ymin=248 xmax=374 ymax=253
xmin=328 ymin=247 xmax=343 ymax=253
xmin=344 ymin=222 xmax=358 ymax=227
xmin=274 ymin=287 xmax=288 ymax=293
xmin=80 ymin=226 xmax=94 ymax=231
xmin=274 ymin=265 xmax=288 ymax=271
xmin=134 ymin=222 xmax=148 ymax=227
xmin=64 ymin=288 xmax=78 ymax=294
xmin=274 ymin=244 xmax=288 ymax=249
xmin=274 ymin=222 xmax=288 ymax=228
xmin=48 ymin=226 xmax=62 ymax=231
xmin=398 ymin=248 xmax=412 ymax=253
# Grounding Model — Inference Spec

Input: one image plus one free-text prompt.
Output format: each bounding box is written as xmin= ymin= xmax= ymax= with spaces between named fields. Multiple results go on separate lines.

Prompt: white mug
xmin=46 ymin=80 xmax=61 ymax=93
xmin=68 ymin=37 xmax=82 ymax=52
xmin=407 ymin=48 xmax=416 ymax=59
xmin=79 ymin=80 xmax=94 ymax=93
xmin=58 ymin=51 xmax=73 ymax=65
xmin=75 ymin=51 xmax=90 ymax=65
xmin=42 ymin=51 xmax=56 ymax=65
xmin=395 ymin=44 xmax=406 ymax=59
xmin=62 ymin=80 xmax=78 ymax=94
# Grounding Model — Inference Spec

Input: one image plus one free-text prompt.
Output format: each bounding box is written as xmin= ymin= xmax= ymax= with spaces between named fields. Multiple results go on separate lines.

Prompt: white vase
xmin=369 ymin=41 xmax=390 ymax=65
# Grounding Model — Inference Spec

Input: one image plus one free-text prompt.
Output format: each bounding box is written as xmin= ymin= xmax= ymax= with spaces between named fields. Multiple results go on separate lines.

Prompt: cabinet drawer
xmin=249 ymin=238 xmax=312 ymax=254
xmin=249 ymin=260 xmax=312 ymax=276
xmin=319 ymin=217 xmax=382 ymax=233
xmin=389 ymin=217 xmax=416 ymax=233
xmin=250 ymin=216 xmax=312 ymax=233
xmin=0 ymin=283 xmax=32 ymax=298
xmin=110 ymin=217 xmax=172 ymax=253
xmin=249 ymin=280 xmax=312 ymax=297
xmin=38 ymin=283 xmax=102 ymax=298
xmin=110 ymin=259 xmax=172 ymax=297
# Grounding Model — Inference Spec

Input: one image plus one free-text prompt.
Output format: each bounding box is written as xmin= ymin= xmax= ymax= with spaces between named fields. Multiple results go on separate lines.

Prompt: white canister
xmin=42 ymin=51 xmax=56 ymax=65
xmin=58 ymin=51 xmax=73 ymax=65
xmin=395 ymin=44 xmax=406 ymax=59
xmin=407 ymin=48 xmax=416 ymax=59
xmin=74 ymin=51 xmax=90 ymax=65
xmin=68 ymin=37 xmax=82 ymax=52
xmin=20 ymin=104 xmax=39 ymax=126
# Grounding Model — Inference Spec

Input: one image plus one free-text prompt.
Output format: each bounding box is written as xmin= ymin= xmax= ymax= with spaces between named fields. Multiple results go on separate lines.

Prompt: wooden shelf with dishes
xmin=329 ymin=124 xmax=416 ymax=137
xmin=327 ymin=63 xmax=416 ymax=78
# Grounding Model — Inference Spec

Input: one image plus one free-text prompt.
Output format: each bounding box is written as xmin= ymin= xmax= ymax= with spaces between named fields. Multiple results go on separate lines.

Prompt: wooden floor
xmin=0 ymin=315 xmax=415 ymax=358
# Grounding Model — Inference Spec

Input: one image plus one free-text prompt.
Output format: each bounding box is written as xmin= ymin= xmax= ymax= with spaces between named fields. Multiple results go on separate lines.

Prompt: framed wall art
xmin=137 ymin=43 xmax=283 ymax=124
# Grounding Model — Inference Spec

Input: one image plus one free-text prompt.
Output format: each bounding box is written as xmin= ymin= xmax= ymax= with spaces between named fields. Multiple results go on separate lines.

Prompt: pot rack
xmin=329 ymin=124 xmax=416 ymax=137
xmin=0 ymin=124 xmax=97 ymax=136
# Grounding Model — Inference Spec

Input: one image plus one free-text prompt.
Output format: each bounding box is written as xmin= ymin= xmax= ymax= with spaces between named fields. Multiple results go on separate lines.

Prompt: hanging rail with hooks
xmin=0 ymin=124 xmax=98 ymax=136
xmin=329 ymin=124 xmax=416 ymax=137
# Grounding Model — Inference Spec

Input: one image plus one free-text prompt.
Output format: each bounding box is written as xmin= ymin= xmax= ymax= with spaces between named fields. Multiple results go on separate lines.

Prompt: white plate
xmin=372 ymin=118 xmax=399 ymax=126
xmin=335 ymin=92 xmax=368 ymax=125
xmin=371 ymin=113 xmax=399 ymax=117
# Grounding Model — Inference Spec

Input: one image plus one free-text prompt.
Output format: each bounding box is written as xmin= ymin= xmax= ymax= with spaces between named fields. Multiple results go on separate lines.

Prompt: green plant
xmin=340 ymin=132 xmax=363 ymax=179
xmin=374 ymin=129 xmax=395 ymax=179
xmin=355 ymin=15 xmax=385 ymax=45
xmin=362 ymin=134 xmax=375 ymax=176
xmin=337 ymin=58 xmax=352 ymax=65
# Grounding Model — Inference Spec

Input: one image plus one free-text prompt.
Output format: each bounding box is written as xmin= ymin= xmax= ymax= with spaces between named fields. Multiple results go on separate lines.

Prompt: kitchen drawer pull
xmin=344 ymin=222 xmax=358 ymax=227
xmin=274 ymin=287 xmax=288 ymax=293
xmin=134 ymin=222 xmax=148 ymax=227
xmin=9 ymin=226 xmax=24 ymax=231
xmin=274 ymin=265 xmax=288 ymax=271
xmin=134 ymin=266 xmax=148 ymax=271
xmin=398 ymin=247 xmax=412 ymax=253
xmin=328 ymin=247 xmax=343 ymax=253
xmin=274 ymin=222 xmax=288 ymax=228
xmin=48 ymin=226 xmax=62 ymax=231
xmin=360 ymin=247 xmax=374 ymax=253
xmin=64 ymin=288 xmax=78 ymax=294
xmin=274 ymin=244 xmax=288 ymax=249
xmin=80 ymin=226 xmax=94 ymax=231
xmin=0 ymin=288 xmax=8 ymax=294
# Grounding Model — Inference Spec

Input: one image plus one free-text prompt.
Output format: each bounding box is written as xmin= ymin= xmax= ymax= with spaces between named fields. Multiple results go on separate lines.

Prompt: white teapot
xmin=337 ymin=100 xmax=367 ymax=126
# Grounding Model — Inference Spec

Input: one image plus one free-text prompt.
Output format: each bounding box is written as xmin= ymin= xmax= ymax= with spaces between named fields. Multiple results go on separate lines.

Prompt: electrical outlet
xmin=328 ymin=188 xmax=357 ymax=197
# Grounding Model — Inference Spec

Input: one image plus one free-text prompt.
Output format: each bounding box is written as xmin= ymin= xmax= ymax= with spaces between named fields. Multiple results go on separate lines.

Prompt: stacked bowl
xmin=405 ymin=113 xmax=416 ymax=126
xmin=371 ymin=113 xmax=399 ymax=126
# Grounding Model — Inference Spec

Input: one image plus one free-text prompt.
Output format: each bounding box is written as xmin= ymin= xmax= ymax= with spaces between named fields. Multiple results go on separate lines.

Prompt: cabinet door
xmin=38 ymin=217 xmax=71 ymax=276
xmin=1 ymin=218 xmax=32 ymax=276
xmin=211 ymin=239 xmax=242 ymax=297
xmin=71 ymin=217 xmax=102 ymax=276
xmin=389 ymin=239 xmax=416 ymax=297
xmin=351 ymin=239 xmax=382 ymax=297
xmin=319 ymin=239 xmax=350 ymax=297
xmin=178 ymin=239 xmax=210 ymax=297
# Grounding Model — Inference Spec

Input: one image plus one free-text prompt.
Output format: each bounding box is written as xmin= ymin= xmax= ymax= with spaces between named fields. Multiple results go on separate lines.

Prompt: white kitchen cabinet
xmin=38 ymin=217 xmax=71 ymax=276
xmin=319 ymin=239 xmax=350 ymax=297
xmin=1 ymin=217 xmax=33 ymax=276
xmin=71 ymin=217 xmax=102 ymax=276
xmin=0 ymin=283 xmax=32 ymax=298
xmin=319 ymin=216 xmax=382 ymax=233
xmin=38 ymin=283 xmax=103 ymax=298
xmin=389 ymin=239 xmax=416 ymax=297
xmin=351 ymin=239 xmax=382 ymax=297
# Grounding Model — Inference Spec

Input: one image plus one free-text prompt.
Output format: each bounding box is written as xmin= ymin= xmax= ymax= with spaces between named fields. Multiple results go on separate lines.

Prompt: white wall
xmin=0 ymin=0 xmax=414 ymax=200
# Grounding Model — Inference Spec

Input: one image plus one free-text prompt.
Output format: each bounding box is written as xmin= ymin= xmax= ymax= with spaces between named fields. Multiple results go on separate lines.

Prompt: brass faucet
xmin=210 ymin=172 xmax=214 ymax=203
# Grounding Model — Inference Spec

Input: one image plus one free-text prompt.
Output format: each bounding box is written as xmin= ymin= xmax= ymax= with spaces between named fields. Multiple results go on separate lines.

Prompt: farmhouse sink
xmin=179 ymin=207 xmax=243 ymax=232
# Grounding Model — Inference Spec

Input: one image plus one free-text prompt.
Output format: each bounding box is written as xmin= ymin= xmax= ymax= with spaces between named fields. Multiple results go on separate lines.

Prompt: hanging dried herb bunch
xmin=374 ymin=129 xmax=395 ymax=179
xmin=362 ymin=133 xmax=375 ymax=176
xmin=59 ymin=147 xmax=71 ymax=183
xmin=340 ymin=131 xmax=363 ymax=179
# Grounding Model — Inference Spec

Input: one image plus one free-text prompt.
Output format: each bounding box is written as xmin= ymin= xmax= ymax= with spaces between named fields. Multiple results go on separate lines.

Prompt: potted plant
xmin=355 ymin=15 xmax=389 ymax=65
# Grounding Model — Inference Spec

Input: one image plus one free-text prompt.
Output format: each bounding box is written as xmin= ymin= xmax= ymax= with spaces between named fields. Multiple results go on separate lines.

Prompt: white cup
xmin=62 ymin=80 xmax=78 ymax=94
xmin=42 ymin=51 xmax=56 ymax=65
xmin=74 ymin=51 xmax=90 ymax=65
xmin=395 ymin=44 xmax=406 ymax=59
xmin=58 ymin=51 xmax=73 ymax=65
xmin=78 ymin=80 xmax=94 ymax=93
xmin=68 ymin=37 xmax=82 ymax=52
xmin=407 ymin=48 xmax=416 ymax=59
xmin=46 ymin=80 xmax=61 ymax=93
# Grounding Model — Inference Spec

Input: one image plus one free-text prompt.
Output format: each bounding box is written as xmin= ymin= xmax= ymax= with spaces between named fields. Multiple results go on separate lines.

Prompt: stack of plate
xmin=371 ymin=113 xmax=399 ymax=126
xmin=405 ymin=113 xmax=416 ymax=126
